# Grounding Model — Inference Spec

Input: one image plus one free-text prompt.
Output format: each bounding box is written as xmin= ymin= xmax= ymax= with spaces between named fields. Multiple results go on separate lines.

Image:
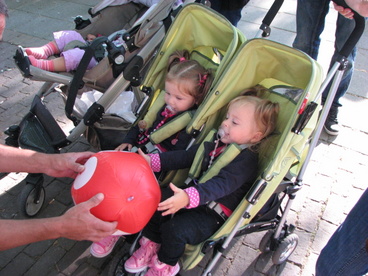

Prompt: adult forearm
xmin=0 ymin=218 xmax=63 ymax=251
xmin=0 ymin=145 xmax=49 ymax=173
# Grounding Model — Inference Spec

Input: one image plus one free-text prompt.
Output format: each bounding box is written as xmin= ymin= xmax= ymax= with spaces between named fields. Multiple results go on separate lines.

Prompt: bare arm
xmin=0 ymin=194 xmax=118 ymax=251
xmin=0 ymin=144 xmax=94 ymax=178
xmin=336 ymin=0 xmax=368 ymax=17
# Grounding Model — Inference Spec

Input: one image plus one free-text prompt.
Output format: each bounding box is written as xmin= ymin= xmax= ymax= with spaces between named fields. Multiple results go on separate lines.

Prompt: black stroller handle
xmin=258 ymin=0 xmax=284 ymax=37
xmin=262 ymin=0 xmax=284 ymax=27
xmin=332 ymin=0 xmax=366 ymax=58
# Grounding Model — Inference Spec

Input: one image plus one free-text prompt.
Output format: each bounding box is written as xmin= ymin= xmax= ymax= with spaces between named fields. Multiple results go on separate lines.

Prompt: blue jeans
xmin=292 ymin=0 xmax=356 ymax=108
xmin=142 ymin=187 xmax=224 ymax=266
xmin=315 ymin=188 xmax=368 ymax=275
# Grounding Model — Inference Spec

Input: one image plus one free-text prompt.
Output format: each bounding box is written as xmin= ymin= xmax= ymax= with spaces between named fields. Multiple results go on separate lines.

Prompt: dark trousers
xmin=142 ymin=187 xmax=224 ymax=266
xmin=210 ymin=0 xmax=242 ymax=27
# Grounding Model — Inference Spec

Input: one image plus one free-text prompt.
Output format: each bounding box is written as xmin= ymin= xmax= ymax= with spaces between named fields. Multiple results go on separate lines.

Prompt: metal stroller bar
xmin=295 ymin=6 xmax=365 ymax=185
xmin=67 ymin=25 xmax=166 ymax=142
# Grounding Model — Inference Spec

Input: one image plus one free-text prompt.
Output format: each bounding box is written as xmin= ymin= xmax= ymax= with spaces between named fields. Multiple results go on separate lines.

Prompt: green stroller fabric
xmin=180 ymin=38 xmax=324 ymax=270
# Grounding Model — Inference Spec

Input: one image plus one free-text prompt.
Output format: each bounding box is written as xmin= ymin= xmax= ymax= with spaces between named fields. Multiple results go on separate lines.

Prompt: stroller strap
xmin=188 ymin=129 xmax=244 ymax=183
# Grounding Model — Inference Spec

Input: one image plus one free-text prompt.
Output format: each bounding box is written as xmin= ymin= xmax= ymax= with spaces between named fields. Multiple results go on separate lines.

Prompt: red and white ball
xmin=71 ymin=151 xmax=160 ymax=235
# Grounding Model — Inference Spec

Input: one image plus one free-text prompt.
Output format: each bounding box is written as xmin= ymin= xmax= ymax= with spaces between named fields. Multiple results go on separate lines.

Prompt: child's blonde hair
xmin=229 ymin=86 xmax=279 ymax=143
xmin=166 ymin=50 xmax=214 ymax=105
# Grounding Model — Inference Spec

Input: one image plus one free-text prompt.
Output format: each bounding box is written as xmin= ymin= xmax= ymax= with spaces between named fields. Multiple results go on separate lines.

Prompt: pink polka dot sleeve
xmin=184 ymin=187 xmax=200 ymax=209
xmin=147 ymin=153 xmax=161 ymax=172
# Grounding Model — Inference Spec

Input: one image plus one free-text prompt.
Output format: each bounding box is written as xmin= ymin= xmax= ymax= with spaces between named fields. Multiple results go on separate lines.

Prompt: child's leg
xmin=124 ymin=236 xmax=161 ymax=273
xmin=28 ymin=55 xmax=66 ymax=72
xmin=61 ymin=48 xmax=98 ymax=72
xmin=90 ymin=234 xmax=121 ymax=258
xmin=25 ymin=41 xmax=59 ymax=59
xmin=144 ymin=206 xmax=224 ymax=276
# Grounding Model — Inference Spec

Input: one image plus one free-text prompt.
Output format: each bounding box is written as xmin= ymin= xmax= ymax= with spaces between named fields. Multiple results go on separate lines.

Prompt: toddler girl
xmin=124 ymin=88 xmax=279 ymax=276
xmin=89 ymin=49 xmax=214 ymax=258
xmin=115 ymin=49 xmax=214 ymax=153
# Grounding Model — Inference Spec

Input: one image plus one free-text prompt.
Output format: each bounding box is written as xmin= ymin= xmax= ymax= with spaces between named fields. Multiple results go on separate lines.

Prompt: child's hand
xmin=115 ymin=143 xmax=132 ymax=151
xmin=158 ymin=183 xmax=189 ymax=216
xmin=138 ymin=148 xmax=151 ymax=166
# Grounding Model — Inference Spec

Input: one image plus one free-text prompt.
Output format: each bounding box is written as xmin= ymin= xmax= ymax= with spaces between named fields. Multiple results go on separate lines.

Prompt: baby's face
xmin=86 ymin=34 xmax=97 ymax=42
xmin=219 ymin=102 xmax=262 ymax=145
xmin=164 ymin=80 xmax=196 ymax=114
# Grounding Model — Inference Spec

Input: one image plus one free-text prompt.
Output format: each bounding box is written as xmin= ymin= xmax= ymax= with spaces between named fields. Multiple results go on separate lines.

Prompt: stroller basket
xmin=17 ymin=95 xmax=67 ymax=153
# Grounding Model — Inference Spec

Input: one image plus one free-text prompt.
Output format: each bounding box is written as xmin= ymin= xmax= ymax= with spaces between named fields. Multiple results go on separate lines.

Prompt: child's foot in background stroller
xmin=25 ymin=42 xmax=59 ymax=59
xmin=124 ymin=236 xmax=160 ymax=273
xmin=324 ymin=105 xmax=340 ymax=136
xmin=145 ymin=254 xmax=180 ymax=276
xmin=90 ymin=235 xmax=120 ymax=258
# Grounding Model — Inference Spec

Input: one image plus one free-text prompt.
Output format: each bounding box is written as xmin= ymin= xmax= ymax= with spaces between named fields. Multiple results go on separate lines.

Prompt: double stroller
xmin=108 ymin=3 xmax=324 ymax=276
xmin=5 ymin=0 xmax=365 ymax=274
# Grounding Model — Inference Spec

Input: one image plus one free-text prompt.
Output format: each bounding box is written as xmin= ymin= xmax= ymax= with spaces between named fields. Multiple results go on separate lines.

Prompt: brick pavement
xmin=0 ymin=0 xmax=367 ymax=275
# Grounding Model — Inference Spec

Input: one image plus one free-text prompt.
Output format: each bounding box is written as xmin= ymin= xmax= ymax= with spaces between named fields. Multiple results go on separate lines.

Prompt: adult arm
xmin=0 ymin=144 xmax=94 ymax=178
xmin=0 ymin=193 xmax=117 ymax=251
xmin=344 ymin=0 xmax=368 ymax=17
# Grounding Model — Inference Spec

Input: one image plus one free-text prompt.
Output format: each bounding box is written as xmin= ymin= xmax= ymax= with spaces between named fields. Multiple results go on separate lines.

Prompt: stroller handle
xmin=332 ymin=0 xmax=366 ymax=58
xmin=262 ymin=0 xmax=284 ymax=27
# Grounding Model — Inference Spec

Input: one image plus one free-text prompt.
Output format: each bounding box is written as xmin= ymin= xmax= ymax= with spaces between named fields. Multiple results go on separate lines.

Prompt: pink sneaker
xmin=90 ymin=235 xmax=120 ymax=258
xmin=145 ymin=254 xmax=180 ymax=276
xmin=124 ymin=237 xmax=160 ymax=273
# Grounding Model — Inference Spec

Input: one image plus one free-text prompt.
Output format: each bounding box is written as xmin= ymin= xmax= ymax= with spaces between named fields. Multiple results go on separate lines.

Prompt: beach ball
xmin=71 ymin=151 xmax=160 ymax=235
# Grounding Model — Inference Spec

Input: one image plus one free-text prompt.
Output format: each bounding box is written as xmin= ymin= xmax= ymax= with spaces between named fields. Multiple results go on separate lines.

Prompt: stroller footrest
xmin=14 ymin=46 xmax=32 ymax=78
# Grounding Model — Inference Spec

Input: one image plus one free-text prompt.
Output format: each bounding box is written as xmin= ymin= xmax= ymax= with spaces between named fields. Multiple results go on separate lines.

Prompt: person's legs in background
xmin=209 ymin=0 xmax=248 ymax=27
xmin=315 ymin=188 xmax=368 ymax=275
xmin=321 ymin=14 xmax=356 ymax=135
xmin=293 ymin=0 xmax=359 ymax=136
xmin=292 ymin=0 xmax=330 ymax=59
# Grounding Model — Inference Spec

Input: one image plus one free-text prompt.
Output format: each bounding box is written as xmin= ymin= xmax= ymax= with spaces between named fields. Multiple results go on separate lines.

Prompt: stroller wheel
xmin=18 ymin=184 xmax=45 ymax=217
xmin=259 ymin=230 xmax=275 ymax=253
xmin=272 ymin=233 xmax=299 ymax=265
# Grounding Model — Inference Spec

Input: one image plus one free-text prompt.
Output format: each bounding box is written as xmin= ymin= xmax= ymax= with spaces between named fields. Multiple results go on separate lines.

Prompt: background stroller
xmin=4 ymin=0 xmax=182 ymax=217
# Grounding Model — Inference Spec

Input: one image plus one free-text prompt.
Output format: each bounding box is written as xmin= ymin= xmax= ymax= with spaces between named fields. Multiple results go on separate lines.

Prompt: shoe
xmin=90 ymin=235 xmax=120 ymax=258
xmin=145 ymin=254 xmax=180 ymax=276
xmin=323 ymin=105 xmax=339 ymax=136
xmin=124 ymin=237 xmax=161 ymax=273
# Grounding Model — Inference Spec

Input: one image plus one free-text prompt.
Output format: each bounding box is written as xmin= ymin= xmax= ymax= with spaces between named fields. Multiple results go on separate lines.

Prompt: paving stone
xmin=0 ymin=252 xmax=35 ymax=276
xmin=56 ymin=240 xmax=92 ymax=275
xmin=310 ymin=220 xmax=338 ymax=254
xmin=23 ymin=245 xmax=67 ymax=276
xmin=297 ymin=199 xmax=322 ymax=233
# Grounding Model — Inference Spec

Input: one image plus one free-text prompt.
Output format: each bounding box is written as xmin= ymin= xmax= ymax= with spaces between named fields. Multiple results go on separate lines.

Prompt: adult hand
xmin=333 ymin=3 xmax=355 ymax=19
xmin=58 ymin=193 xmax=118 ymax=242
xmin=157 ymin=183 xmax=189 ymax=216
xmin=44 ymin=151 xmax=94 ymax=179
xmin=344 ymin=0 xmax=368 ymax=17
